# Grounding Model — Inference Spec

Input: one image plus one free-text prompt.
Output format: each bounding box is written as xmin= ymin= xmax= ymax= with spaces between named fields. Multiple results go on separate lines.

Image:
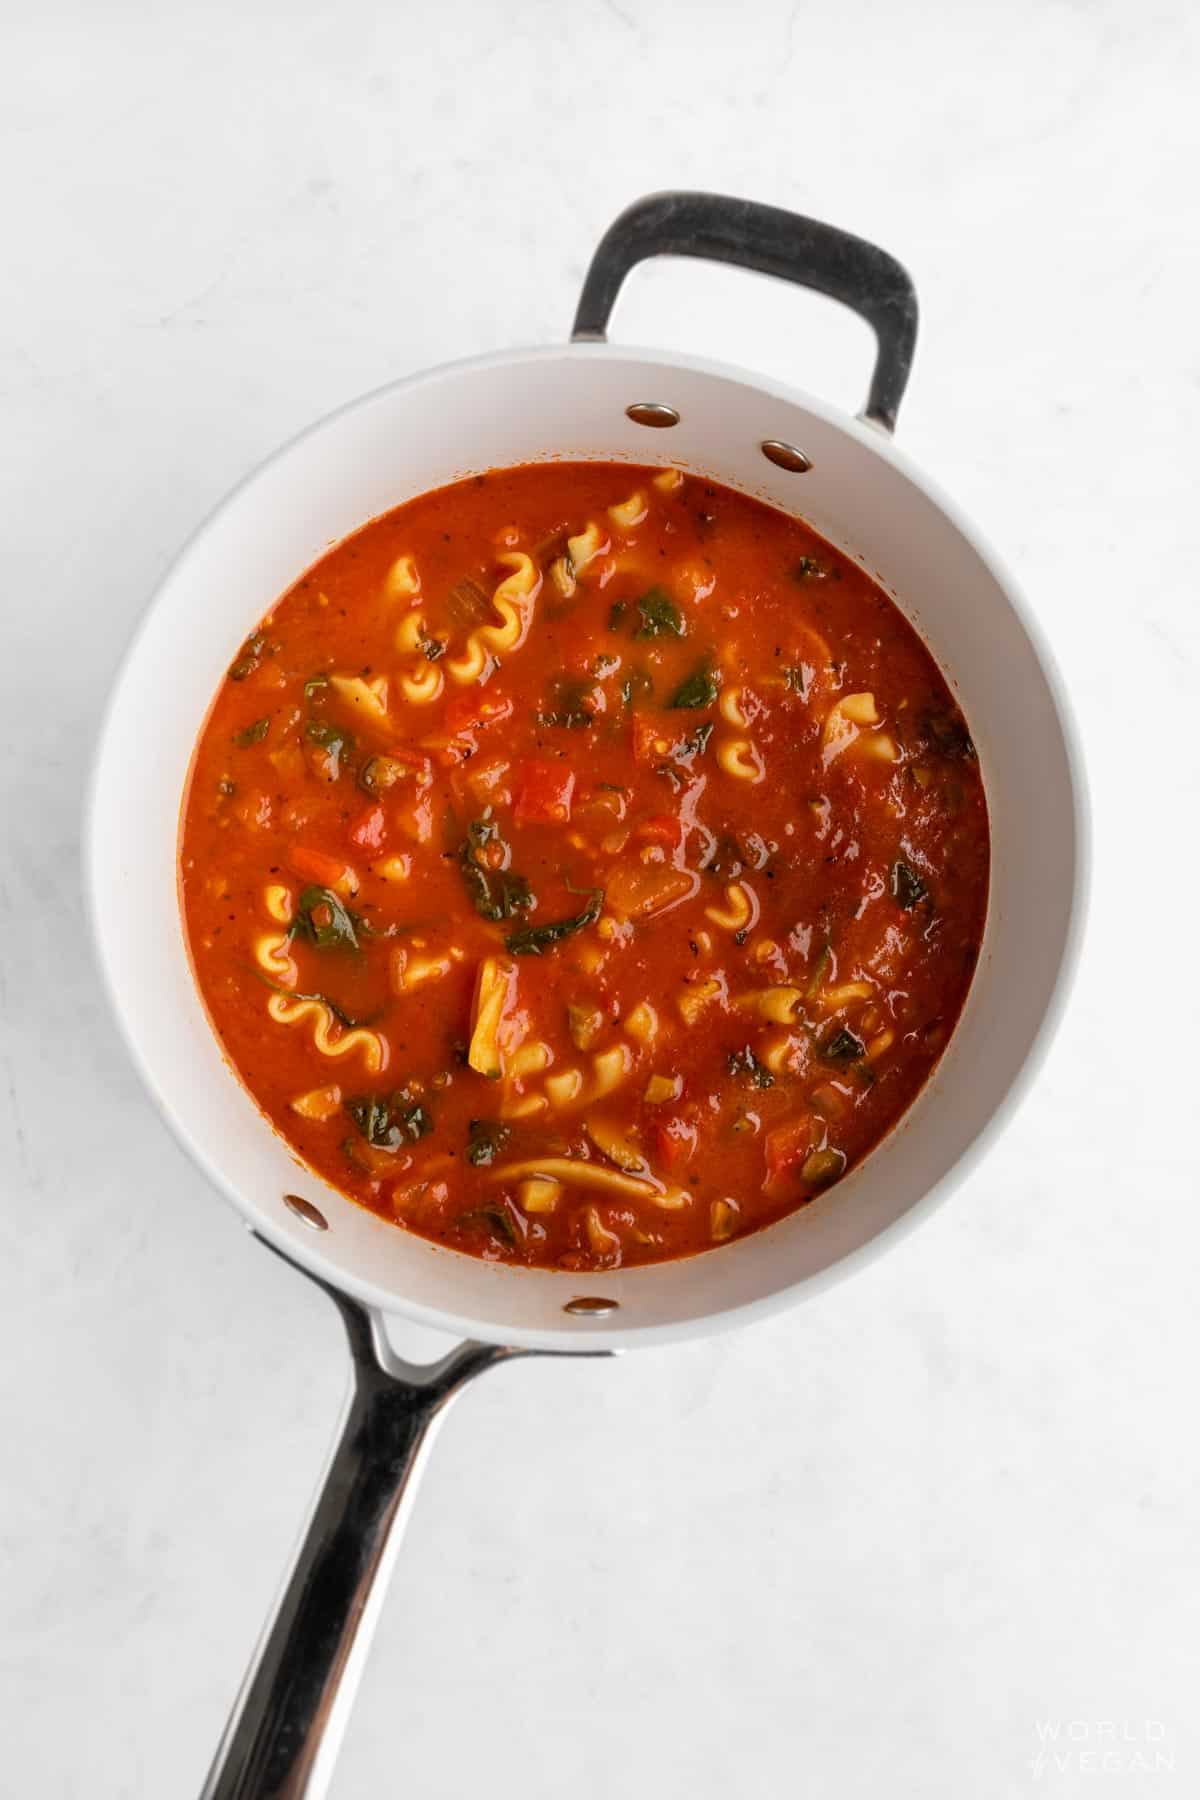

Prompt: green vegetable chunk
xmin=822 ymin=1027 xmax=866 ymax=1065
xmin=234 ymin=717 xmax=270 ymax=747
xmin=634 ymin=586 xmax=686 ymax=639
xmin=345 ymin=1090 xmax=433 ymax=1151
xmin=727 ymin=1045 xmax=775 ymax=1089
xmin=669 ymin=661 xmax=720 ymax=709
xmin=505 ymin=887 xmax=604 ymax=955
xmin=466 ymin=1118 xmax=512 ymax=1167
xmin=891 ymin=860 xmax=929 ymax=909
xmin=457 ymin=817 xmax=536 ymax=922
xmin=293 ymin=885 xmax=360 ymax=952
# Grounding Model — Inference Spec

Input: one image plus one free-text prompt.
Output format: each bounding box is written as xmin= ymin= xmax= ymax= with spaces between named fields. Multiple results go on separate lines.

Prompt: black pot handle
xmin=571 ymin=190 xmax=918 ymax=435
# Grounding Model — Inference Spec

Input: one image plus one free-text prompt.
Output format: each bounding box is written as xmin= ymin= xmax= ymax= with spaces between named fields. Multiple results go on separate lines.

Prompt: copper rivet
xmin=564 ymin=1296 xmax=619 ymax=1317
xmin=760 ymin=438 xmax=813 ymax=473
xmin=283 ymin=1192 xmax=329 ymax=1231
xmin=625 ymin=402 xmax=680 ymax=429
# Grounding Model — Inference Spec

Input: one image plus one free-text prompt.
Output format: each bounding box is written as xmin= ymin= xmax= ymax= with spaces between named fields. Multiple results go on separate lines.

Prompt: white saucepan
xmin=86 ymin=193 xmax=1087 ymax=1799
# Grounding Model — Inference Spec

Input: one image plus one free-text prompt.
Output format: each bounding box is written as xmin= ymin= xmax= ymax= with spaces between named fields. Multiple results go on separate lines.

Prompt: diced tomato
xmin=634 ymin=812 xmax=682 ymax=850
xmin=764 ymin=1116 xmax=820 ymax=1187
xmin=428 ymin=691 xmax=515 ymax=768
xmin=288 ymin=844 xmax=356 ymax=892
xmin=348 ymin=804 xmax=387 ymax=853
xmin=654 ymin=1115 xmax=699 ymax=1172
xmin=443 ymin=691 xmax=513 ymax=738
xmin=514 ymin=759 xmax=575 ymax=825
xmin=633 ymin=714 xmax=675 ymax=765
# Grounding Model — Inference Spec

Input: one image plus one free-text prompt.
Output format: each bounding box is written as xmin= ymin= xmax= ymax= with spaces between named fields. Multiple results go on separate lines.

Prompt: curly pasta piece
xmin=716 ymin=738 xmax=765 ymax=783
xmin=608 ymin=490 xmax=648 ymax=530
xmin=446 ymin=552 xmax=542 ymax=686
xmin=735 ymin=985 xmax=804 ymax=1024
xmin=719 ymin=686 xmax=751 ymax=729
xmin=398 ymin=662 xmax=444 ymax=705
xmin=820 ymin=691 xmax=895 ymax=763
xmin=484 ymin=1156 xmax=688 ymax=1208
xmin=395 ymin=609 xmax=425 ymax=654
xmin=385 ymin=555 xmax=420 ymax=599
xmin=254 ymin=931 xmax=297 ymax=990
xmin=545 ymin=1068 xmax=584 ymax=1107
xmin=263 ymin=884 xmax=293 ymax=925
xmin=330 ymin=674 xmax=390 ymax=725
xmin=266 ymin=993 xmax=387 ymax=1073
xmin=704 ymin=881 xmax=759 ymax=933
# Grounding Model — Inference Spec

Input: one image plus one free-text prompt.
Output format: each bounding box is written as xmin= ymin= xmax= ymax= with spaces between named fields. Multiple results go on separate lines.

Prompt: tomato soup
xmin=180 ymin=462 xmax=989 ymax=1270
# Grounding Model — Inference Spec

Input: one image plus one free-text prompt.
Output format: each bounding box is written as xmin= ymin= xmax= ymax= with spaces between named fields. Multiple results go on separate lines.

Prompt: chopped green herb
xmin=621 ymin=668 xmax=653 ymax=707
xmin=678 ymin=721 xmax=713 ymax=761
xmin=591 ymin=653 xmax=620 ymax=679
xmin=669 ymin=661 xmax=720 ymax=710
xmin=506 ymin=886 xmax=604 ymax=955
xmin=458 ymin=817 xmax=536 ymax=922
xmin=727 ymin=1045 xmax=775 ymax=1089
xmin=234 ymin=717 xmax=270 ymax=747
xmin=292 ymin=885 xmax=361 ymax=952
xmin=303 ymin=673 xmax=330 ymax=700
xmin=634 ymin=586 xmax=686 ymax=639
xmin=891 ymin=860 xmax=929 ymax=909
xmin=822 ymin=1027 xmax=866 ymax=1065
xmin=420 ymin=632 xmax=446 ymax=662
xmin=466 ymin=1118 xmax=512 ymax=1167
xmin=782 ymin=665 xmax=809 ymax=696
xmin=345 ymin=1090 xmax=433 ymax=1151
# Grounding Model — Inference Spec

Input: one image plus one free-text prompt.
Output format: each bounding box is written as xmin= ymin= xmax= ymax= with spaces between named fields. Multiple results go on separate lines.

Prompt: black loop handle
xmin=571 ymin=190 xmax=918 ymax=434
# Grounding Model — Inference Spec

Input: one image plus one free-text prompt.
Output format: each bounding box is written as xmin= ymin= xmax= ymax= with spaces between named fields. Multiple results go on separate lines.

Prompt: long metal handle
xmin=201 ymin=1245 xmax=529 ymax=1800
xmin=571 ymin=189 xmax=919 ymax=433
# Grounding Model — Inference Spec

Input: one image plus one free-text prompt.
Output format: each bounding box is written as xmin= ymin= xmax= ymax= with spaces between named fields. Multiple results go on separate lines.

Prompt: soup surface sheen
xmin=181 ymin=461 xmax=989 ymax=1271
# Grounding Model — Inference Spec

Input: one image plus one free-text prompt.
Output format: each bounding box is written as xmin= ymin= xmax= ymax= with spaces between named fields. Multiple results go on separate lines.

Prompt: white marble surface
xmin=3 ymin=2 xmax=1198 ymax=1794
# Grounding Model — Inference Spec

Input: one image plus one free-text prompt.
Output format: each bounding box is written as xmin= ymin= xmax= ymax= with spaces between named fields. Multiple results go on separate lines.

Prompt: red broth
xmin=180 ymin=462 xmax=989 ymax=1270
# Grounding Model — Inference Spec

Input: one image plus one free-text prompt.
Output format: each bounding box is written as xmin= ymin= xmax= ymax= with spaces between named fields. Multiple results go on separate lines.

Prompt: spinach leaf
xmin=920 ymin=708 xmax=976 ymax=761
xmin=726 ymin=1045 xmax=775 ymax=1089
xmin=457 ymin=818 xmax=536 ymax=922
xmin=634 ymin=586 xmax=686 ymax=639
xmin=345 ymin=1090 xmax=433 ymax=1151
xmin=293 ymin=885 xmax=361 ymax=952
xmin=537 ymin=676 xmax=598 ymax=729
xmin=228 ymin=630 xmax=267 ymax=681
xmin=234 ymin=717 xmax=270 ymax=747
xmin=669 ymin=661 xmax=720 ymax=710
xmin=505 ymin=887 xmax=604 ymax=956
xmin=466 ymin=1118 xmax=512 ymax=1167
xmin=821 ymin=1027 xmax=866 ymax=1065
xmin=456 ymin=1205 xmax=517 ymax=1246
xmin=782 ymin=665 xmax=809 ymax=695
xmin=891 ymin=860 xmax=929 ymax=910
xmin=792 ymin=556 xmax=829 ymax=581
xmin=304 ymin=718 xmax=353 ymax=777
